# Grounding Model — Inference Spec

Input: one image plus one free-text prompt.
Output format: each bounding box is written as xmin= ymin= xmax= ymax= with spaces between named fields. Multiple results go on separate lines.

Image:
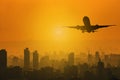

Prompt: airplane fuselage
xmin=83 ymin=16 xmax=92 ymax=32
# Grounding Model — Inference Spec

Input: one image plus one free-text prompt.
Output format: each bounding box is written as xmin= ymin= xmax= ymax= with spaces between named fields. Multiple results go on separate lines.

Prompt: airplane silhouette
xmin=66 ymin=16 xmax=115 ymax=33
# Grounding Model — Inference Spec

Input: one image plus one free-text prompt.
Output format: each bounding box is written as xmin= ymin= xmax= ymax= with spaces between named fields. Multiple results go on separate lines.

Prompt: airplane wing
xmin=65 ymin=25 xmax=85 ymax=30
xmin=91 ymin=25 xmax=115 ymax=30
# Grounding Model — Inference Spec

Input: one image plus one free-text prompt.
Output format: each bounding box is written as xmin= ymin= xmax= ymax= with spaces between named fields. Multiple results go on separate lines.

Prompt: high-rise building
xmin=0 ymin=49 xmax=7 ymax=70
xmin=109 ymin=54 xmax=120 ymax=67
xmin=40 ymin=56 xmax=50 ymax=68
xmin=103 ymin=55 xmax=110 ymax=67
xmin=33 ymin=50 xmax=39 ymax=70
xmin=97 ymin=59 xmax=105 ymax=75
xmin=68 ymin=52 xmax=74 ymax=66
xmin=24 ymin=48 xmax=30 ymax=70
xmin=95 ymin=51 xmax=100 ymax=63
xmin=88 ymin=53 xmax=94 ymax=65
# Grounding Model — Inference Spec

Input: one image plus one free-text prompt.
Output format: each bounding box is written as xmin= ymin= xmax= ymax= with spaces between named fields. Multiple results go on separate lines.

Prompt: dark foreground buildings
xmin=0 ymin=49 xmax=120 ymax=80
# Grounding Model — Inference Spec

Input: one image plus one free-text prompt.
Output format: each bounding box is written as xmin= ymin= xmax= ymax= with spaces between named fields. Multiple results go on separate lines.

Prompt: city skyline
xmin=1 ymin=48 xmax=120 ymax=80
xmin=5 ymin=48 xmax=120 ymax=68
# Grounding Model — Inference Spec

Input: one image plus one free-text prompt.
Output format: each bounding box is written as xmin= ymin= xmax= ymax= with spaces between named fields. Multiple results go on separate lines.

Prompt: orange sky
xmin=0 ymin=0 xmax=120 ymax=56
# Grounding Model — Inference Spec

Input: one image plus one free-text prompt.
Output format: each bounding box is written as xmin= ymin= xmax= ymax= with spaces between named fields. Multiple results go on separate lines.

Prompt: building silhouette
xmin=64 ymin=65 xmax=78 ymax=80
xmin=0 ymin=49 xmax=7 ymax=70
xmin=68 ymin=52 xmax=74 ymax=66
xmin=95 ymin=51 xmax=100 ymax=64
xmin=33 ymin=50 xmax=39 ymax=70
xmin=87 ymin=52 xmax=93 ymax=65
xmin=24 ymin=48 xmax=30 ymax=70
xmin=96 ymin=59 xmax=106 ymax=80
xmin=0 ymin=49 xmax=7 ymax=79
xmin=40 ymin=56 xmax=50 ymax=68
xmin=109 ymin=54 xmax=120 ymax=67
xmin=103 ymin=55 xmax=110 ymax=67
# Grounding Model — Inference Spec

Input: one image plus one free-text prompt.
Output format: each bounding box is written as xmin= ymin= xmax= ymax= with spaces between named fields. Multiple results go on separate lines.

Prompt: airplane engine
xmin=96 ymin=24 xmax=99 ymax=27
xmin=76 ymin=25 xmax=79 ymax=29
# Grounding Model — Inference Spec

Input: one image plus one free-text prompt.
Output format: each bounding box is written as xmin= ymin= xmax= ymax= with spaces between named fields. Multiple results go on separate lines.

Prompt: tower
xmin=33 ymin=50 xmax=39 ymax=70
xmin=88 ymin=53 xmax=93 ymax=65
xmin=0 ymin=49 xmax=7 ymax=80
xmin=24 ymin=48 xmax=30 ymax=70
xmin=95 ymin=51 xmax=100 ymax=63
xmin=68 ymin=52 xmax=74 ymax=66
xmin=0 ymin=49 xmax=7 ymax=70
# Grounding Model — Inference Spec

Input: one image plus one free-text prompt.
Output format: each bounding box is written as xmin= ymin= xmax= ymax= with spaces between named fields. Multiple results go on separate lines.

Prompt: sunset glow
xmin=0 ymin=0 xmax=120 ymax=56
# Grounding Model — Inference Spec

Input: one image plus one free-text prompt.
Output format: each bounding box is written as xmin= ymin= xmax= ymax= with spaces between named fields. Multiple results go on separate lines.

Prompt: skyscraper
xmin=95 ymin=51 xmax=100 ymax=63
xmin=68 ymin=52 xmax=74 ymax=66
xmin=24 ymin=48 xmax=30 ymax=70
xmin=40 ymin=56 xmax=50 ymax=68
xmin=33 ymin=50 xmax=39 ymax=70
xmin=88 ymin=53 xmax=93 ymax=65
xmin=0 ymin=49 xmax=7 ymax=70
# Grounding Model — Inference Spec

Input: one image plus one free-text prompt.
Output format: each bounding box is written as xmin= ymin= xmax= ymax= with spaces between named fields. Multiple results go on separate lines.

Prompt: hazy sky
xmin=0 ymin=0 xmax=120 ymax=56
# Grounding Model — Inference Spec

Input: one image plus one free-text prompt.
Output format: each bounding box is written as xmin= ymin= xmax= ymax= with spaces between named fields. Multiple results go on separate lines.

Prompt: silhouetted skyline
xmin=1 ymin=48 xmax=120 ymax=69
xmin=0 ymin=48 xmax=120 ymax=80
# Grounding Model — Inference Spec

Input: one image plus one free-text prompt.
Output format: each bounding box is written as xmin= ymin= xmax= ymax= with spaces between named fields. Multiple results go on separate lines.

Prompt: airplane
xmin=65 ymin=16 xmax=115 ymax=33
